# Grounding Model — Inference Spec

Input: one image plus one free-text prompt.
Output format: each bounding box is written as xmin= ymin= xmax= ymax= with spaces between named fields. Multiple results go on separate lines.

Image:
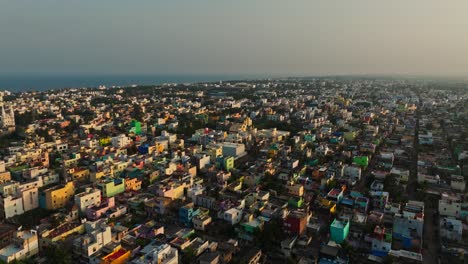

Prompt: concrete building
xmin=39 ymin=182 xmax=75 ymax=210
xmin=450 ymin=175 xmax=466 ymax=192
xmin=0 ymin=230 xmax=38 ymax=263
xmin=74 ymin=188 xmax=101 ymax=213
xmin=0 ymin=196 xmax=24 ymax=219
xmin=111 ymin=134 xmax=131 ymax=148
xmin=392 ymin=216 xmax=423 ymax=250
xmin=0 ymin=105 xmax=15 ymax=134
xmin=342 ymin=165 xmax=361 ymax=180
xmin=73 ymin=220 xmax=112 ymax=260
xmin=97 ymin=178 xmax=125 ymax=198
xmin=439 ymin=217 xmax=463 ymax=242
xmin=221 ymin=143 xmax=246 ymax=158
xmin=132 ymin=243 xmax=178 ymax=264
xmin=330 ymin=218 xmax=350 ymax=244
xmin=192 ymin=214 xmax=212 ymax=231
xmin=439 ymin=193 xmax=461 ymax=218
xmin=221 ymin=208 xmax=243 ymax=225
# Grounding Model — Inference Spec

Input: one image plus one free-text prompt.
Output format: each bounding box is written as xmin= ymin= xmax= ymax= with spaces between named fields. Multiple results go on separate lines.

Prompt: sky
xmin=1 ymin=0 xmax=468 ymax=77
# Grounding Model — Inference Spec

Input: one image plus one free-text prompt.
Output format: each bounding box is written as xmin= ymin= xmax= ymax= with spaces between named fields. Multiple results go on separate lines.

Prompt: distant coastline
xmin=0 ymin=74 xmax=264 ymax=92
xmin=0 ymin=74 xmax=466 ymax=92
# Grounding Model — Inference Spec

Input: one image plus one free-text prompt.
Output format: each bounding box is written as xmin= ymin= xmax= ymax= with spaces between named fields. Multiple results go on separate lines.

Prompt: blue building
xmin=392 ymin=216 xmax=423 ymax=250
xmin=179 ymin=202 xmax=200 ymax=226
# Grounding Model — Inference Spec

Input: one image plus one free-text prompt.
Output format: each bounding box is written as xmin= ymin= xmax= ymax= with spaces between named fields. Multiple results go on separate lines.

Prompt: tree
xmin=131 ymin=103 xmax=144 ymax=121
xmin=181 ymin=247 xmax=197 ymax=264
xmin=43 ymin=243 xmax=73 ymax=264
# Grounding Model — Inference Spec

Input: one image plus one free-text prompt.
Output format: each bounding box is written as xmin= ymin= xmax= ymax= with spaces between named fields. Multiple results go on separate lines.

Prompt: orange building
xmin=101 ymin=247 xmax=130 ymax=264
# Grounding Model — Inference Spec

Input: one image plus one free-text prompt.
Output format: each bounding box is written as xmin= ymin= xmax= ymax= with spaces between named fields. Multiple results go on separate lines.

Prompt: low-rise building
xmin=74 ymin=188 xmax=101 ymax=213
xmin=39 ymin=182 xmax=75 ymax=210
xmin=131 ymin=243 xmax=178 ymax=264
xmin=0 ymin=230 xmax=39 ymax=263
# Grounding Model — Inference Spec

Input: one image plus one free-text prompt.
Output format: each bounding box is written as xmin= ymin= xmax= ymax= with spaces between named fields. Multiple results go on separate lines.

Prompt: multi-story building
xmin=178 ymin=203 xmax=200 ymax=226
xmin=132 ymin=243 xmax=178 ymax=264
xmin=73 ymin=220 xmax=112 ymax=261
xmin=74 ymin=188 xmax=101 ymax=213
xmin=221 ymin=142 xmax=246 ymax=158
xmin=330 ymin=218 xmax=350 ymax=244
xmin=283 ymin=210 xmax=308 ymax=235
xmin=86 ymin=197 xmax=115 ymax=220
xmin=392 ymin=215 xmax=423 ymax=251
xmin=0 ymin=181 xmax=39 ymax=219
xmin=39 ymin=182 xmax=75 ymax=210
xmin=439 ymin=217 xmax=463 ymax=242
xmin=0 ymin=105 xmax=15 ymax=134
xmin=111 ymin=134 xmax=131 ymax=148
xmin=0 ymin=230 xmax=38 ymax=263
xmin=97 ymin=178 xmax=125 ymax=198
xmin=439 ymin=193 xmax=461 ymax=218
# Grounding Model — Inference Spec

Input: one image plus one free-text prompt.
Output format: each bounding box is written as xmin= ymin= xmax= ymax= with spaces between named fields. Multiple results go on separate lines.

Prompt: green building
xmin=129 ymin=120 xmax=142 ymax=135
xmin=353 ymin=156 xmax=369 ymax=167
xmin=330 ymin=218 xmax=350 ymax=244
xmin=97 ymin=178 xmax=126 ymax=197
xmin=288 ymin=196 xmax=304 ymax=208
xmin=216 ymin=156 xmax=234 ymax=171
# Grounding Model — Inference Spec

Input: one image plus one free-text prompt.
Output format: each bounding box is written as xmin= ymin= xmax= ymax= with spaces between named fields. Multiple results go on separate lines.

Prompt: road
xmin=413 ymin=95 xmax=439 ymax=264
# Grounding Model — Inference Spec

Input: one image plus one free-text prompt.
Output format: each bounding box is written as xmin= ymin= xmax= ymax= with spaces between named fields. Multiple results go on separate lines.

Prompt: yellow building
xmin=125 ymin=177 xmax=142 ymax=192
xmin=155 ymin=142 xmax=165 ymax=154
xmin=70 ymin=168 xmax=90 ymax=181
xmin=99 ymin=137 xmax=112 ymax=146
xmin=156 ymin=183 xmax=185 ymax=200
xmin=208 ymin=145 xmax=222 ymax=162
xmin=287 ymin=184 xmax=304 ymax=197
xmin=40 ymin=182 xmax=75 ymax=210
xmin=90 ymin=171 xmax=109 ymax=182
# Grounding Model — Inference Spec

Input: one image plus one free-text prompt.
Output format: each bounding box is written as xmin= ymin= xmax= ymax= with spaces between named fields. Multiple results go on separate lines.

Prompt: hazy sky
xmin=1 ymin=0 xmax=467 ymax=77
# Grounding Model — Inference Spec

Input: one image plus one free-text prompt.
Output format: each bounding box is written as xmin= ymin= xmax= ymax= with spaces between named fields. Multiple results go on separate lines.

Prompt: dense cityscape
xmin=0 ymin=78 xmax=465 ymax=264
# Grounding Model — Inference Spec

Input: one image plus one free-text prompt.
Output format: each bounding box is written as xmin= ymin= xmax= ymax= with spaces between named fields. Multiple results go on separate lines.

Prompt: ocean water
xmin=0 ymin=74 xmax=259 ymax=92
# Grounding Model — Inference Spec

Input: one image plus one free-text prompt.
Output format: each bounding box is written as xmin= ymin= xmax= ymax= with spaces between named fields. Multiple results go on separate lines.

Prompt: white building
xmin=80 ymin=138 xmax=99 ymax=149
xmin=439 ymin=193 xmax=461 ymax=218
xmin=222 ymin=143 xmax=246 ymax=158
xmin=417 ymin=173 xmax=440 ymax=184
xmin=220 ymin=208 xmax=243 ymax=225
xmin=18 ymin=187 xmax=39 ymax=212
xmin=74 ymin=188 xmax=102 ymax=212
xmin=132 ymin=243 xmax=178 ymax=264
xmin=0 ymin=181 xmax=39 ymax=219
xmin=111 ymin=134 xmax=132 ymax=148
xmin=195 ymin=154 xmax=211 ymax=170
xmin=342 ymin=165 xmax=361 ymax=180
xmin=73 ymin=220 xmax=112 ymax=259
xmin=450 ymin=175 xmax=465 ymax=192
xmin=0 ymin=105 xmax=15 ymax=133
xmin=0 ymin=230 xmax=39 ymax=263
xmin=0 ymin=196 xmax=24 ymax=219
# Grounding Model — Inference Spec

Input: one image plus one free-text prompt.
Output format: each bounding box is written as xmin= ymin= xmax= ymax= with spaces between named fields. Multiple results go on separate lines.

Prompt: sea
xmin=0 ymin=74 xmax=264 ymax=93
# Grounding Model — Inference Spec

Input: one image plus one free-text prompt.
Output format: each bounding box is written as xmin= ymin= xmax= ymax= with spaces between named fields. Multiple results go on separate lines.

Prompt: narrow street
xmin=414 ymin=95 xmax=439 ymax=264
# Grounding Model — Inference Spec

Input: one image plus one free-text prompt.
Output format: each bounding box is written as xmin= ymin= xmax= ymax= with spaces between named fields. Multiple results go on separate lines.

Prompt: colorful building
xmin=330 ymin=218 xmax=350 ymax=244
xmin=216 ymin=156 xmax=234 ymax=171
xmin=97 ymin=178 xmax=125 ymax=198
xmin=353 ymin=156 xmax=369 ymax=167
xmin=101 ymin=246 xmax=130 ymax=264
xmin=40 ymin=182 xmax=75 ymax=210
xmin=283 ymin=210 xmax=308 ymax=235
xmin=178 ymin=202 xmax=200 ymax=226
xmin=129 ymin=120 xmax=142 ymax=135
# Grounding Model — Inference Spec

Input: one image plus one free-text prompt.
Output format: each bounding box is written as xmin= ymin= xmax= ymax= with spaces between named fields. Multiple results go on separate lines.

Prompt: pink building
xmin=86 ymin=197 xmax=115 ymax=220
